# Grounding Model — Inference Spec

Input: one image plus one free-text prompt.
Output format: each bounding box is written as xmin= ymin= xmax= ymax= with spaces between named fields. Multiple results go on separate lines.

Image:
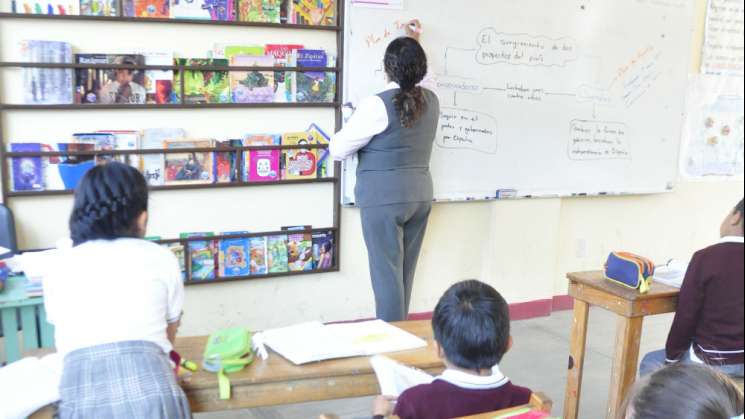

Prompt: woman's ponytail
xmin=384 ymin=37 xmax=429 ymax=128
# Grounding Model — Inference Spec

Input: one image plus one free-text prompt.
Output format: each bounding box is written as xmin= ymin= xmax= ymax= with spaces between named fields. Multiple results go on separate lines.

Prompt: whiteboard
xmin=341 ymin=0 xmax=695 ymax=204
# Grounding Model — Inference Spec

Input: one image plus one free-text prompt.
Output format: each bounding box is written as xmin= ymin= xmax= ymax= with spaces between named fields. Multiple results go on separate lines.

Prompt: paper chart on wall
xmin=701 ymin=0 xmax=745 ymax=77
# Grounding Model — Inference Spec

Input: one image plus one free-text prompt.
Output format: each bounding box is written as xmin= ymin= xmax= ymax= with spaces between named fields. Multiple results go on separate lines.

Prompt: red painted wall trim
xmin=406 ymin=295 xmax=575 ymax=322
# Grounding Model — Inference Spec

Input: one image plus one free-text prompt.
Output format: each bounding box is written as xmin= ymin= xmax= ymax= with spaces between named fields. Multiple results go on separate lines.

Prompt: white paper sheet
xmin=370 ymin=355 xmax=434 ymax=397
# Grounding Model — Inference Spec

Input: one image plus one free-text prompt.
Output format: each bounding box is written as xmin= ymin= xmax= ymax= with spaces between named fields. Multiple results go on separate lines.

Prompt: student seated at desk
xmin=372 ymin=280 xmax=532 ymax=419
xmin=43 ymin=162 xmax=190 ymax=419
xmin=640 ymin=198 xmax=744 ymax=378
xmin=622 ymin=363 xmax=743 ymax=419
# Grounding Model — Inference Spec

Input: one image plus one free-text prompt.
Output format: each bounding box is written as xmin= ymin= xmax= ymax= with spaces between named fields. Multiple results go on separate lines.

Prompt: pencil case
xmin=604 ymin=252 xmax=655 ymax=294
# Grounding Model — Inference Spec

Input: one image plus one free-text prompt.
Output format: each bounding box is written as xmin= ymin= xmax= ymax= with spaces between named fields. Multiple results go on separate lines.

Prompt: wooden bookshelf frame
xmin=0 ymin=1 xmax=346 ymax=283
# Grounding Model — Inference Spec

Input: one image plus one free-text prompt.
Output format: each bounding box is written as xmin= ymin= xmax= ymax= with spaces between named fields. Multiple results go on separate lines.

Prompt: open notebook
xmin=258 ymin=320 xmax=427 ymax=365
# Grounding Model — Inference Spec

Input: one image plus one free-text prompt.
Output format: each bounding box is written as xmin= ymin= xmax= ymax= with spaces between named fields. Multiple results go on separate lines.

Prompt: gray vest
xmin=355 ymin=88 xmax=440 ymax=207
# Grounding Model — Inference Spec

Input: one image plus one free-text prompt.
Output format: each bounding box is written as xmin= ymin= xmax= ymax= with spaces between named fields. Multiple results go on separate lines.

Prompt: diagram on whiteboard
xmin=343 ymin=0 xmax=694 ymax=203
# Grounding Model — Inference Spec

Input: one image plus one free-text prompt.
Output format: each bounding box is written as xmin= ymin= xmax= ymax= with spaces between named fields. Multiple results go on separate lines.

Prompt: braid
xmin=69 ymin=162 xmax=149 ymax=246
xmin=384 ymin=37 xmax=429 ymax=128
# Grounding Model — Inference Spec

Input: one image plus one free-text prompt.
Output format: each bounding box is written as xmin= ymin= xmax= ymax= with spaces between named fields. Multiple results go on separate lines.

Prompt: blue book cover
xmin=296 ymin=49 xmax=335 ymax=103
xmin=10 ymin=143 xmax=43 ymax=192
xmin=219 ymin=231 xmax=251 ymax=277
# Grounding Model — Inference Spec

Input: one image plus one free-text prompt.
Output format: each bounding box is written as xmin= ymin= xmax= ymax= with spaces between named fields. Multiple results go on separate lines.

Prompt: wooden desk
xmin=563 ymin=271 xmax=679 ymax=419
xmin=177 ymin=320 xmax=444 ymax=412
xmin=457 ymin=392 xmax=554 ymax=418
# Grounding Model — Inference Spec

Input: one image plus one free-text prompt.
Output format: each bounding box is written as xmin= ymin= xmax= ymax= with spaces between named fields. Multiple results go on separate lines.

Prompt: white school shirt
xmin=43 ymin=238 xmax=184 ymax=357
xmin=330 ymin=76 xmax=438 ymax=161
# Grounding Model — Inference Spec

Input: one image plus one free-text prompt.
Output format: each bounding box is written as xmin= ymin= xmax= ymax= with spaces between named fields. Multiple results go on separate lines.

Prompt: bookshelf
xmin=0 ymin=1 xmax=346 ymax=285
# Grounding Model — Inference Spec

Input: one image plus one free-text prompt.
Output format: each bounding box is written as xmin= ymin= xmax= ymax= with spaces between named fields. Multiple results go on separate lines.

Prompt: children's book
xmin=122 ymin=0 xmax=169 ymax=17
xmin=181 ymin=232 xmax=216 ymax=281
xmin=249 ymin=236 xmax=268 ymax=275
xmin=285 ymin=227 xmax=313 ymax=271
xmin=237 ymin=0 xmax=280 ymax=22
xmin=230 ymin=55 xmax=276 ymax=103
xmin=21 ymin=40 xmax=74 ymax=105
xmin=73 ymin=132 xmax=116 ymax=165
xmin=282 ymin=132 xmax=317 ymax=180
xmin=267 ymin=235 xmax=289 ymax=273
xmin=215 ymin=139 xmax=242 ymax=183
xmin=167 ymin=242 xmax=187 ymax=281
xmin=221 ymin=45 xmax=265 ymax=60
xmin=10 ymin=143 xmax=44 ymax=192
xmin=135 ymin=51 xmax=174 ymax=104
xmin=265 ymin=44 xmax=302 ymax=102
xmin=296 ymin=49 xmax=335 ymax=103
xmin=80 ymin=0 xmax=117 ymax=15
xmin=12 ymin=1 xmax=79 ymax=14
xmin=219 ymin=232 xmax=251 ymax=277
xmin=96 ymin=130 xmax=141 ymax=169
xmin=306 ymin=123 xmax=331 ymax=178
xmin=140 ymin=128 xmax=185 ymax=186
xmin=290 ymin=0 xmax=335 ymax=26
xmin=75 ymin=54 xmax=147 ymax=104
xmin=42 ymin=142 xmax=95 ymax=190
xmin=163 ymin=139 xmax=215 ymax=185
xmin=311 ymin=230 xmax=334 ymax=270
xmin=174 ymin=58 xmax=230 ymax=104
xmin=244 ymin=134 xmax=280 ymax=182
xmin=171 ymin=0 xmax=235 ymax=20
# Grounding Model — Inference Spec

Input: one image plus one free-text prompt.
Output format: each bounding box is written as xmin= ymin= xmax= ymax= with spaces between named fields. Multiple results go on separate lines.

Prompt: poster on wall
xmin=681 ymin=74 xmax=744 ymax=178
xmin=701 ymin=0 xmax=744 ymax=76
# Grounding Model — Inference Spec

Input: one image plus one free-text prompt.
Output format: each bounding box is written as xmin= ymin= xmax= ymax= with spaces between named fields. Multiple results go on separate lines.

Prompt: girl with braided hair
xmin=330 ymin=20 xmax=439 ymax=321
xmin=43 ymin=162 xmax=191 ymax=418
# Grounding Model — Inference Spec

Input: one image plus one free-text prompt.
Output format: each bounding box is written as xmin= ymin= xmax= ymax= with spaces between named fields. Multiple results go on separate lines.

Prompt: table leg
xmin=606 ymin=315 xmax=643 ymax=419
xmin=563 ymin=300 xmax=590 ymax=419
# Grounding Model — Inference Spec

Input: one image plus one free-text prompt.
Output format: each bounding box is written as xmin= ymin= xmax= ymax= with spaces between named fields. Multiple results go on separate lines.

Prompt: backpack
xmin=203 ymin=327 xmax=254 ymax=399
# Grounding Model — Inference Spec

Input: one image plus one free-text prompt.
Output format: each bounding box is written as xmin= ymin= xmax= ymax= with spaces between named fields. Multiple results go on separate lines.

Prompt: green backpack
xmin=203 ymin=327 xmax=254 ymax=399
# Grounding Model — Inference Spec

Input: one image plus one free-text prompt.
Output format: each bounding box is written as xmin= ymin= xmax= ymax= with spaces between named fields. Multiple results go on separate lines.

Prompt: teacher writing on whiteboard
xmin=330 ymin=20 xmax=440 ymax=322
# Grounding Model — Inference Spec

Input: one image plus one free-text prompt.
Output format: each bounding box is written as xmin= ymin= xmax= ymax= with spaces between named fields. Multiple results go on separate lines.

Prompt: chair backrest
xmin=0 ymin=204 xmax=18 ymax=256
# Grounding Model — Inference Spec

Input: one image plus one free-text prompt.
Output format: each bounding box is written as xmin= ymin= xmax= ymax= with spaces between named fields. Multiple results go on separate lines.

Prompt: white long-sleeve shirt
xmin=330 ymin=78 xmax=438 ymax=161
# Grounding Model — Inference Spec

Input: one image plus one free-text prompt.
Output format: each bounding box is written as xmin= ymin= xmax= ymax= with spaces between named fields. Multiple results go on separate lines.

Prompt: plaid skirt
xmin=57 ymin=341 xmax=192 ymax=419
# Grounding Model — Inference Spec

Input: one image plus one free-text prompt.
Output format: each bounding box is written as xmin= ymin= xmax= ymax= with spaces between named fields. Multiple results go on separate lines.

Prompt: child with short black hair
xmin=372 ymin=280 xmax=532 ymax=419
xmin=640 ymin=198 xmax=744 ymax=377
xmin=622 ymin=363 xmax=744 ymax=419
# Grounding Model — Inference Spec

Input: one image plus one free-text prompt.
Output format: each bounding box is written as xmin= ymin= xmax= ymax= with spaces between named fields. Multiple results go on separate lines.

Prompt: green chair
xmin=0 ymin=277 xmax=54 ymax=365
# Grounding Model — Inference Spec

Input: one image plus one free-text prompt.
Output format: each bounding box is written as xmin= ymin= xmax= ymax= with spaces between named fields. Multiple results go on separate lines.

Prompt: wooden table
xmin=177 ymin=320 xmax=444 ymax=413
xmin=457 ymin=392 xmax=554 ymax=418
xmin=563 ymin=271 xmax=679 ymax=419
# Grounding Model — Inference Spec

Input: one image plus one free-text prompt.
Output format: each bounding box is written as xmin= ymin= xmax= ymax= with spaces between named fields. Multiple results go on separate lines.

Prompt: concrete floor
xmin=197 ymin=308 xmax=675 ymax=419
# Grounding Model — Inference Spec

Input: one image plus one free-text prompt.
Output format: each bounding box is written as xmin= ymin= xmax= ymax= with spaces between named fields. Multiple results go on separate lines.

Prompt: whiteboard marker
xmin=496 ymin=189 xmax=517 ymax=199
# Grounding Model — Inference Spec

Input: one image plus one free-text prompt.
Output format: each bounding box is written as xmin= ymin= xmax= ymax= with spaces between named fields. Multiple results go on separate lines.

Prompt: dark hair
xmin=69 ymin=162 xmax=149 ymax=246
xmin=384 ymin=37 xmax=428 ymax=128
xmin=622 ymin=363 xmax=744 ymax=419
xmin=735 ymin=198 xmax=744 ymax=234
xmin=432 ymin=280 xmax=511 ymax=370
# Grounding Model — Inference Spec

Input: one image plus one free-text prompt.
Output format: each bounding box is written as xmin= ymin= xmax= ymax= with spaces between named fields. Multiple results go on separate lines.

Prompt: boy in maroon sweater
xmin=371 ymin=280 xmax=532 ymax=419
xmin=639 ymin=198 xmax=744 ymax=377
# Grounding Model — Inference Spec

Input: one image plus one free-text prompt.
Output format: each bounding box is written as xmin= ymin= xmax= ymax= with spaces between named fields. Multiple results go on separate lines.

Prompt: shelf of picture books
xmin=0 ymin=0 xmax=338 ymax=29
xmin=0 ymin=41 xmax=338 ymax=108
xmin=148 ymin=226 xmax=338 ymax=285
xmin=4 ymin=123 xmax=336 ymax=196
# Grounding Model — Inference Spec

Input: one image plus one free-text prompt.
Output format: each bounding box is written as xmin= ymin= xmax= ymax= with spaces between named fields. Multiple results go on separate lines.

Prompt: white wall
xmin=3 ymin=0 xmax=743 ymax=337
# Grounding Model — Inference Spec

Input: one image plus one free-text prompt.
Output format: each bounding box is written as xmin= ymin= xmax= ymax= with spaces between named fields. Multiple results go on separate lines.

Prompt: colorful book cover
xmin=312 ymin=230 xmax=334 ymax=270
xmin=291 ymin=0 xmax=335 ymax=26
xmin=174 ymin=58 xmax=230 ymax=104
xmin=249 ymin=236 xmax=268 ymax=275
xmin=286 ymin=229 xmax=313 ymax=272
xmin=13 ymin=1 xmax=79 ymax=14
xmin=282 ymin=132 xmax=317 ymax=180
xmin=244 ymin=134 xmax=280 ymax=182
xmin=171 ymin=0 xmax=235 ymax=20
xmin=123 ymin=0 xmax=169 ymax=17
xmin=73 ymin=132 xmax=116 ymax=165
xmin=181 ymin=232 xmax=216 ymax=281
xmin=136 ymin=51 xmax=174 ymax=104
xmin=265 ymin=44 xmax=303 ymax=102
xmin=75 ymin=54 xmax=147 ymax=104
xmin=237 ymin=0 xmax=280 ymax=23
xmin=219 ymin=231 xmax=251 ymax=277
xmin=223 ymin=45 xmax=265 ymax=60
xmin=296 ymin=49 xmax=335 ymax=103
xmin=10 ymin=143 xmax=43 ymax=192
xmin=230 ymin=55 xmax=276 ymax=103
xmin=214 ymin=139 xmax=242 ymax=183
xmin=163 ymin=139 xmax=215 ymax=185
xmin=21 ymin=40 xmax=74 ymax=105
xmin=80 ymin=0 xmax=117 ymax=15
xmin=165 ymin=242 xmax=187 ymax=281
xmin=267 ymin=235 xmax=289 ymax=273
xmin=140 ymin=128 xmax=185 ymax=186
xmin=306 ymin=123 xmax=331 ymax=178
xmin=96 ymin=130 xmax=141 ymax=168
xmin=44 ymin=142 xmax=96 ymax=190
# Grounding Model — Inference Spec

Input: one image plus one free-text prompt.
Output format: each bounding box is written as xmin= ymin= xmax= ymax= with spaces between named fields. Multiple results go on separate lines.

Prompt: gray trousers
xmin=360 ymin=201 xmax=432 ymax=322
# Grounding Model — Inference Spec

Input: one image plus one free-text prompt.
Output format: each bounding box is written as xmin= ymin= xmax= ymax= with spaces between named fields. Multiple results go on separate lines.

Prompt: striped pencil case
xmin=604 ymin=252 xmax=655 ymax=294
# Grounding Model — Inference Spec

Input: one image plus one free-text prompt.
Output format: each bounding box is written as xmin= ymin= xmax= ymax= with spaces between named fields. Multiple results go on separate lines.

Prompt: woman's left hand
xmin=405 ymin=19 xmax=422 ymax=41
xmin=373 ymin=395 xmax=397 ymax=416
